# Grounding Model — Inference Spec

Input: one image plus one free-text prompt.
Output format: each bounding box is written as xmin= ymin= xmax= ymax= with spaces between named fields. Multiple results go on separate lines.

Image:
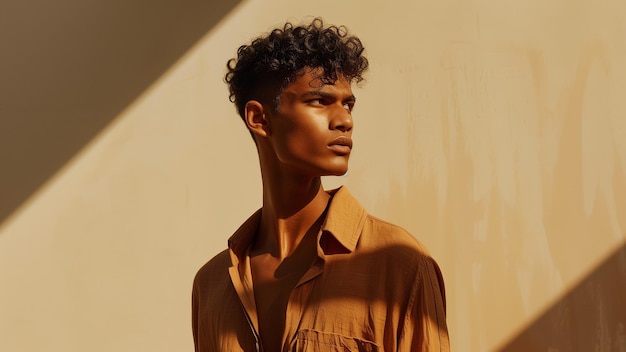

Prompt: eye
xmin=307 ymin=98 xmax=324 ymax=106
xmin=343 ymin=102 xmax=355 ymax=112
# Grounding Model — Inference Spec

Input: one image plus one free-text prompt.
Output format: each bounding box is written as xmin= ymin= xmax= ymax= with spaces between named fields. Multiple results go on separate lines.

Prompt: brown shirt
xmin=192 ymin=187 xmax=449 ymax=351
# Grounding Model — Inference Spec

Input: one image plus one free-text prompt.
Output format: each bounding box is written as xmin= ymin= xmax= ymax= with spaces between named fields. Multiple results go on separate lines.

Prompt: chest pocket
xmin=292 ymin=330 xmax=379 ymax=352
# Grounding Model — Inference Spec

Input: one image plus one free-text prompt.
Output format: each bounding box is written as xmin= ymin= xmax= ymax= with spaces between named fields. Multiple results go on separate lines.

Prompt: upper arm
xmin=192 ymin=278 xmax=199 ymax=351
xmin=398 ymin=256 xmax=449 ymax=352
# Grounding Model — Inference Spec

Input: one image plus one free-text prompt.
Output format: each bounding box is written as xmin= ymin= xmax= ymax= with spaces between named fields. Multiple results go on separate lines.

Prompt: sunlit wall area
xmin=1 ymin=0 xmax=625 ymax=351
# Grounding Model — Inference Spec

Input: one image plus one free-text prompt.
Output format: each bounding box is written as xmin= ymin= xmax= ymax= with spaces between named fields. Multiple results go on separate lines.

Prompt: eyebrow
xmin=304 ymin=90 xmax=356 ymax=102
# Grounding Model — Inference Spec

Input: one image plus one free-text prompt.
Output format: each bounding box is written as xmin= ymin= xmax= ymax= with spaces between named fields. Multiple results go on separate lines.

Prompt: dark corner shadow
xmin=498 ymin=243 xmax=626 ymax=352
xmin=0 ymin=0 xmax=241 ymax=225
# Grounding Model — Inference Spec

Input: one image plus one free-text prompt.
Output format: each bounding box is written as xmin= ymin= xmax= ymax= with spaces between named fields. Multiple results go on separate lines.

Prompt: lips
xmin=328 ymin=136 xmax=353 ymax=155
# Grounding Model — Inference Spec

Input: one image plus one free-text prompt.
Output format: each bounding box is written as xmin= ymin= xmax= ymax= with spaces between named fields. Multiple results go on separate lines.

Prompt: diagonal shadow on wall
xmin=498 ymin=243 xmax=626 ymax=352
xmin=0 ymin=0 xmax=241 ymax=225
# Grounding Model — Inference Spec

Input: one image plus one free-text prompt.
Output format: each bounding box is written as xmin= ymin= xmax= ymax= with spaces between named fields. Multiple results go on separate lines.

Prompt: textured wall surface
xmin=1 ymin=0 xmax=625 ymax=351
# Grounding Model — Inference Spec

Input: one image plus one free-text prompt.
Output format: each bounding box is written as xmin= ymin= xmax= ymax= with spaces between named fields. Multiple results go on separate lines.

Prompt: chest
xmin=250 ymin=253 xmax=314 ymax=351
xmin=196 ymin=251 xmax=414 ymax=351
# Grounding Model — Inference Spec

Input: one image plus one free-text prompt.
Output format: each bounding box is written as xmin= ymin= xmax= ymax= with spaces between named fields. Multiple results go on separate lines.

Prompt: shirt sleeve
xmin=191 ymin=280 xmax=199 ymax=352
xmin=398 ymin=256 xmax=450 ymax=352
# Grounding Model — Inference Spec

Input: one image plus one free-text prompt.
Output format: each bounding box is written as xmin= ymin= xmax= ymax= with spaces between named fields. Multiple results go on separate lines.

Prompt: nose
xmin=329 ymin=106 xmax=353 ymax=132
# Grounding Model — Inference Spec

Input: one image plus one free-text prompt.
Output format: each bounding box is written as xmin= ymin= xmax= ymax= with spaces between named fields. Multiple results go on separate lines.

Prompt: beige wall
xmin=1 ymin=0 xmax=625 ymax=351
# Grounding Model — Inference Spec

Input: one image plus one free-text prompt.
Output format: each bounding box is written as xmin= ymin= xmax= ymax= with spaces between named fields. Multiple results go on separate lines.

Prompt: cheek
xmin=270 ymin=110 xmax=330 ymax=160
xmin=303 ymin=117 xmax=330 ymax=142
xmin=280 ymin=134 xmax=317 ymax=159
xmin=295 ymin=122 xmax=328 ymax=152
xmin=275 ymin=131 xmax=324 ymax=165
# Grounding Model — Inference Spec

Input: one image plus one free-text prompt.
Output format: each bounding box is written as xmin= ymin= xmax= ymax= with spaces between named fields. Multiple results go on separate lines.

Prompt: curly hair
xmin=225 ymin=18 xmax=368 ymax=119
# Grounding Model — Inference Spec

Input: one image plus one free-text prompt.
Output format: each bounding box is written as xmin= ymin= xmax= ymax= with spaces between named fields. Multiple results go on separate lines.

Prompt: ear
xmin=244 ymin=100 xmax=270 ymax=138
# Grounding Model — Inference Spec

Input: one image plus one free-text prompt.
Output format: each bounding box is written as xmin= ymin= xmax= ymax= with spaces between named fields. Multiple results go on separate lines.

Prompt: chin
xmin=305 ymin=159 xmax=349 ymax=177
xmin=325 ymin=166 xmax=349 ymax=176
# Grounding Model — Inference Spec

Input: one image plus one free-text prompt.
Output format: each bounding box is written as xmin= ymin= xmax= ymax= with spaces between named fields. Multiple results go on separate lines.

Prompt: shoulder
xmin=359 ymin=213 xmax=444 ymax=280
xmin=362 ymin=213 xmax=447 ymax=301
xmin=360 ymin=214 xmax=432 ymax=257
xmin=193 ymin=210 xmax=260 ymax=290
xmin=193 ymin=249 xmax=231 ymax=292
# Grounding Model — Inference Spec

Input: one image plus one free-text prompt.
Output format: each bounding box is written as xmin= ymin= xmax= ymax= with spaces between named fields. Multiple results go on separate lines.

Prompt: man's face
xmin=265 ymin=68 xmax=356 ymax=177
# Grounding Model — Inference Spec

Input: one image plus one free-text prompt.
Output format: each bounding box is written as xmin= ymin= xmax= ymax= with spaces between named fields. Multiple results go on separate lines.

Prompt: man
xmin=192 ymin=18 xmax=449 ymax=351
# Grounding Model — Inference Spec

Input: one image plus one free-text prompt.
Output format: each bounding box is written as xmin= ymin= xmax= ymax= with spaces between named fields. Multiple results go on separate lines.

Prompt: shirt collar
xmin=227 ymin=186 xmax=367 ymax=261
xmin=227 ymin=209 xmax=261 ymax=262
xmin=320 ymin=186 xmax=367 ymax=253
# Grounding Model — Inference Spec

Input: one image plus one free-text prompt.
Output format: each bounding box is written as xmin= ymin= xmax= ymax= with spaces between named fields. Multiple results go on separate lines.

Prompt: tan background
xmin=1 ymin=0 xmax=625 ymax=351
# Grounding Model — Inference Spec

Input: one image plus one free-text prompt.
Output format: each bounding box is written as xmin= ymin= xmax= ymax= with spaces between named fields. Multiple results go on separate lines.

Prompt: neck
xmin=254 ymin=161 xmax=331 ymax=259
